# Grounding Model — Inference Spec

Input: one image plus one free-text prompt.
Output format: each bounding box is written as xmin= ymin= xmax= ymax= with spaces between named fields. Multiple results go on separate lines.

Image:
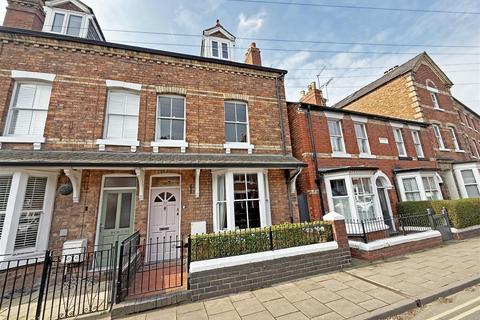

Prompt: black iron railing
xmin=116 ymin=233 xmax=185 ymax=303
xmin=345 ymin=210 xmax=448 ymax=243
xmin=189 ymin=221 xmax=334 ymax=262
xmin=0 ymin=244 xmax=115 ymax=320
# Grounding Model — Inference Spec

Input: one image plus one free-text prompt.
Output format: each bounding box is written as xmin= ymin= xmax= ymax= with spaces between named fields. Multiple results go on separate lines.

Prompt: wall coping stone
xmin=349 ymin=230 xmax=441 ymax=252
xmin=190 ymin=241 xmax=338 ymax=273
xmin=451 ymin=225 xmax=480 ymax=233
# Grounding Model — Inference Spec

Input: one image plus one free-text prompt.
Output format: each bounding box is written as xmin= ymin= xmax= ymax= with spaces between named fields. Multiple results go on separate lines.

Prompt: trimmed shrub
xmin=397 ymin=199 xmax=480 ymax=229
xmin=189 ymin=221 xmax=333 ymax=262
xmin=396 ymin=201 xmax=434 ymax=216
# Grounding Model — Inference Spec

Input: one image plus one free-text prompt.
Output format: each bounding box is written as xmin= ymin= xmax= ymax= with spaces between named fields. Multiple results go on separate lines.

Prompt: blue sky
xmin=1 ymin=0 xmax=479 ymax=112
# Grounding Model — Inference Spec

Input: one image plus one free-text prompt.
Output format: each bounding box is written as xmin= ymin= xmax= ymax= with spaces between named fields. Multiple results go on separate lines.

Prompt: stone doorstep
xmin=111 ymin=289 xmax=191 ymax=319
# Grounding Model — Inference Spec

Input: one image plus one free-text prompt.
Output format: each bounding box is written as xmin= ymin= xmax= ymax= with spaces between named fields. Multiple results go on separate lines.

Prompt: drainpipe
xmin=285 ymin=169 xmax=302 ymax=223
xmin=306 ymin=105 xmax=326 ymax=216
xmin=275 ymin=75 xmax=287 ymax=156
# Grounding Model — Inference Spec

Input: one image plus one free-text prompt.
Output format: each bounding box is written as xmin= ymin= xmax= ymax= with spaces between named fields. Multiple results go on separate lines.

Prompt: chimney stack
xmin=244 ymin=42 xmax=262 ymax=66
xmin=4 ymin=0 xmax=46 ymax=31
xmin=300 ymin=82 xmax=327 ymax=106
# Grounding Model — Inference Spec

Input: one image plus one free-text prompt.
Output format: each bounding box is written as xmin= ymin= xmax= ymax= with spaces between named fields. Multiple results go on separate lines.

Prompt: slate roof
xmin=333 ymin=52 xmax=438 ymax=109
xmin=0 ymin=150 xmax=304 ymax=168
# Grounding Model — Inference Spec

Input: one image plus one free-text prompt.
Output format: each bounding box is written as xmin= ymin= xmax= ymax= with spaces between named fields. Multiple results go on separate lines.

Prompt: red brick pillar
xmin=323 ymin=211 xmax=349 ymax=248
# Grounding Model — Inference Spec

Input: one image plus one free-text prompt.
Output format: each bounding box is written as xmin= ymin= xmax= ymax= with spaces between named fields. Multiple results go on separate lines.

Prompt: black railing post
xmin=35 ymin=250 xmax=51 ymax=320
xmin=187 ymin=235 xmax=192 ymax=290
xmin=399 ymin=216 xmax=406 ymax=235
xmin=361 ymin=220 xmax=368 ymax=243
xmin=115 ymin=241 xmax=125 ymax=304
xmin=111 ymin=241 xmax=118 ymax=308
xmin=269 ymin=226 xmax=274 ymax=251
xmin=427 ymin=208 xmax=435 ymax=230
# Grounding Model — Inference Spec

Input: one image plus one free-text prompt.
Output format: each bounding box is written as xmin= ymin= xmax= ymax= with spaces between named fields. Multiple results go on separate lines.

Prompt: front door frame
xmin=147 ymin=173 xmax=182 ymax=245
xmin=95 ymin=174 xmax=137 ymax=249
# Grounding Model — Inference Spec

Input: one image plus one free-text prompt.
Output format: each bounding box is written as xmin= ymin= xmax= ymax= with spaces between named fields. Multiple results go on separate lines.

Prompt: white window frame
xmin=43 ymin=7 xmax=103 ymax=41
xmin=0 ymin=170 xmax=58 ymax=260
xmin=432 ymin=124 xmax=447 ymax=151
xmin=471 ymin=140 xmax=480 ymax=158
xmin=426 ymin=83 xmax=443 ymax=111
xmin=151 ymin=95 xmax=188 ymax=153
xmin=448 ymin=127 xmax=462 ymax=152
xmin=0 ymin=71 xmax=56 ymax=150
xmin=223 ymin=101 xmax=254 ymax=154
xmin=453 ymin=163 xmax=480 ymax=199
xmin=393 ymin=128 xmax=407 ymax=157
xmin=422 ymin=176 xmax=442 ymax=200
xmin=212 ymin=169 xmax=270 ymax=232
xmin=324 ymin=171 xmax=384 ymax=222
xmin=209 ymin=38 xmax=232 ymax=60
xmin=327 ymin=117 xmax=350 ymax=158
xmin=96 ymin=81 xmax=141 ymax=152
xmin=411 ymin=129 xmax=425 ymax=159
xmin=397 ymin=172 xmax=443 ymax=202
xmin=354 ymin=122 xmax=373 ymax=158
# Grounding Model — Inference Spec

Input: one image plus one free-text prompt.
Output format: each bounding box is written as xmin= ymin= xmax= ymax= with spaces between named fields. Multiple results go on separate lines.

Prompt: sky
xmin=1 ymin=0 xmax=479 ymax=112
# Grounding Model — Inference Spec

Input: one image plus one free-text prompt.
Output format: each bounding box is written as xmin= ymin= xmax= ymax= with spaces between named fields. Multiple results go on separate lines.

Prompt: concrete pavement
xmin=117 ymin=237 xmax=480 ymax=319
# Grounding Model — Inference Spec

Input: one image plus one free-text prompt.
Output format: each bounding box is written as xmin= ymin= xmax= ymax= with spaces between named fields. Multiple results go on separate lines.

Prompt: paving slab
xmin=336 ymin=288 xmax=372 ymax=304
xmin=311 ymin=311 xmax=345 ymax=320
xmin=263 ymin=298 xmax=298 ymax=317
xmin=177 ymin=309 xmax=208 ymax=320
xmin=308 ymin=288 xmax=342 ymax=304
xmin=242 ymin=311 xmax=275 ymax=320
xmin=209 ymin=310 xmax=241 ymax=320
xmin=205 ymin=297 xmax=235 ymax=315
xmin=276 ymin=311 xmax=309 ymax=320
xmin=326 ymin=299 xmax=367 ymax=318
xmin=233 ymin=297 xmax=266 ymax=317
xmin=293 ymin=298 xmax=331 ymax=318
xmin=357 ymin=298 xmax=387 ymax=312
xmin=280 ymin=287 xmax=311 ymax=303
xmin=254 ymin=288 xmax=283 ymax=302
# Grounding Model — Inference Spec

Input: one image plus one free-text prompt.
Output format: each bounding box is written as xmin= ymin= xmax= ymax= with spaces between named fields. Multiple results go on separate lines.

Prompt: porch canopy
xmin=0 ymin=150 xmax=304 ymax=169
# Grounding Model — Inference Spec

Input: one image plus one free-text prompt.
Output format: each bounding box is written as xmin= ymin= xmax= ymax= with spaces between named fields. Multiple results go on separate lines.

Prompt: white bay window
xmin=453 ymin=163 xmax=480 ymax=199
xmin=397 ymin=172 xmax=443 ymax=202
xmin=212 ymin=170 xmax=270 ymax=232
xmin=0 ymin=171 xmax=57 ymax=259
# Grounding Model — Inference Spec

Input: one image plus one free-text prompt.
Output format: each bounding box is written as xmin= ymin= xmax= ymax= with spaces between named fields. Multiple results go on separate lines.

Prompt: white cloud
xmin=237 ymin=11 xmax=266 ymax=36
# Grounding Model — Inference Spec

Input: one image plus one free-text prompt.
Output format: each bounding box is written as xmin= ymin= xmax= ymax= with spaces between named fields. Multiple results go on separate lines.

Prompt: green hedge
xmin=189 ymin=221 xmax=333 ymax=262
xmin=397 ymin=199 xmax=480 ymax=229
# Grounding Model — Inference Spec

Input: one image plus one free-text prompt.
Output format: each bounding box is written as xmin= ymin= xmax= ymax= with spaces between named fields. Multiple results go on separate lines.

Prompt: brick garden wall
xmin=350 ymin=235 xmax=442 ymax=260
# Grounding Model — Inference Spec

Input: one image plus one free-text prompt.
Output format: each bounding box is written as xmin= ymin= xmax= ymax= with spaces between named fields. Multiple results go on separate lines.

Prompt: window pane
xmin=465 ymin=185 xmax=480 ymax=198
xmin=354 ymin=123 xmax=365 ymax=138
xmin=151 ymin=176 xmax=180 ymax=187
xmin=236 ymin=124 xmax=248 ymax=143
xmin=35 ymin=85 xmax=52 ymax=110
xmin=222 ymin=43 xmax=228 ymax=59
xmin=247 ymin=200 xmax=261 ymax=228
xmin=104 ymin=193 xmax=117 ymax=229
xmin=233 ymin=174 xmax=246 ymax=200
xmin=159 ymin=119 xmax=171 ymax=139
xmin=87 ymin=20 xmax=100 ymax=40
xmin=124 ymin=94 xmax=140 ymax=116
xmin=225 ymin=102 xmax=236 ymax=121
xmin=123 ymin=116 xmax=139 ymax=140
xmin=331 ymin=179 xmax=347 ymax=196
xmin=217 ymin=202 xmax=227 ymax=230
xmin=403 ymin=178 xmax=418 ymax=192
xmin=171 ymin=97 xmax=184 ymax=118
xmin=119 ymin=193 xmax=132 ymax=228
xmin=171 ymin=119 xmax=184 ymax=140
xmin=216 ymin=175 xmax=226 ymax=201
xmin=246 ymin=174 xmax=259 ymax=199
xmin=212 ymin=41 xmax=219 ymax=57
xmin=9 ymin=109 xmax=33 ymax=135
xmin=328 ymin=121 xmax=340 ymax=136
xmin=234 ymin=201 xmax=248 ymax=229
xmin=14 ymin=84 xmax=36 ymax=109
xmin=106 ymin=115 xmax=123 ymax=139
xmin=461 ymin=170 xmax=476 ymax=184
xmin=236 ymin=103 xmax=247 ymax=123
xmin=108 ymin=92 xmax=126 ymax=114
xmin=51 ymin=13 xmax=65 ymax=32
xmin=30 ymin=110 xmax=48 ymax=136
xmin=225 ymin=123 xmax=236 ymax=142
xmin=66 ymin=15 xmax=82 ymax=36
xmin=333 ymin=197 xmax=352 ymax=219
xmin=104 ymin=177 xmax=136 ymax=188
xmin=159 ymin=97 xmax=171 ymax=117
xmin=22 ymin=177 xmax=47 ymax=210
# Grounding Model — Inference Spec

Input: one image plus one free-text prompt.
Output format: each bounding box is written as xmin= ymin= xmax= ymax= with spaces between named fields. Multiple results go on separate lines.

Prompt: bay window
xmin=212 ymin=170 xmax=270 ymax=232
xmin=330 ymin=179 xmax=352 ymax=219
xmin=397 ymin=173 xmax=443 ymax=202
xmin=461 ymin=170 xmax=480 ymax=198
xmin=0 ymin=171 xmax=57 ymax=259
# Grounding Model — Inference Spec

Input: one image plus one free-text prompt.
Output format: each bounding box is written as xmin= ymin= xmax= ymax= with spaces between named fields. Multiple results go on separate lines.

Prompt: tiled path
xmin=123 ymin=238 xmax=480 ymax=320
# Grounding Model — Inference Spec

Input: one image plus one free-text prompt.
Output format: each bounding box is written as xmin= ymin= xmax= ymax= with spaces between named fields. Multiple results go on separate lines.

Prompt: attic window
xmin=222 ymin=43 xmax=229 ymax=59
xmin=212 ymin=41 xmax=219 ymax=57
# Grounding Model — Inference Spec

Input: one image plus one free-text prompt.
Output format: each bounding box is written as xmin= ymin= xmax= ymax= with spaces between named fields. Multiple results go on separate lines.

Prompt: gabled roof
xmin=46 ymin=0 xmax=93 ymax=14
xmin=333 ymin=52 xmax=453 ymax=109
xmin=202 ymin=20 xmax=235 ymax=41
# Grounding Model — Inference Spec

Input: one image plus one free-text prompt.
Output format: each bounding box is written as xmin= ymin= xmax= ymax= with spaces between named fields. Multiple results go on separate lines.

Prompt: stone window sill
xmin=151 ymin=140 xmax=188 ymax=153
xmin=96 ymin=139 xmax=140 ymax=152
xmin=0 ymin=136 xmax=45 ymax=150
xmin=331 ymin=152 xmax=352 ymax=158
xmin=224 ymin=143 xmax=255 ymax=154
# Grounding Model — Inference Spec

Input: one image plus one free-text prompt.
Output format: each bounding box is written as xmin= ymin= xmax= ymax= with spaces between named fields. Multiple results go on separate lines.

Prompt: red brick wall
xmin=287 ymin=104 xmax=439 ymax=220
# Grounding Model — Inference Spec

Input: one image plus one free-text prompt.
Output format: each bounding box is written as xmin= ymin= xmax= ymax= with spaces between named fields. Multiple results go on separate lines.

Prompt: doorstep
xmin=111 ymin=289 xmax=191 ymax=319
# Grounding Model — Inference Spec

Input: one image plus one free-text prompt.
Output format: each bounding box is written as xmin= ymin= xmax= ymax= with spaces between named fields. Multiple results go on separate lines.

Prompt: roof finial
xmin=216 ymin=19 xmax=220 ymax=25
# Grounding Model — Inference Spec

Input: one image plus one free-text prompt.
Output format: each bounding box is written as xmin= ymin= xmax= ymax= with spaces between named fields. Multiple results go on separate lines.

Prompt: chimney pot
xmin=300 ymin=82 xmax=327 ymax=106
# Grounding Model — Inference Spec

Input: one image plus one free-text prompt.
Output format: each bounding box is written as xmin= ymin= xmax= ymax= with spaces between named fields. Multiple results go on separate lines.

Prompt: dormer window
xmin=201 ymin=20 xmax=235 ymax=61
xmin=43 ymin=0 xmax=105 ymax=41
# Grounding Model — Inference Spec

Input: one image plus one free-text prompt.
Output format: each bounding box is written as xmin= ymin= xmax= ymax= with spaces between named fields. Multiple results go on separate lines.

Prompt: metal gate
xmin=430 ymin=208 xmax=453 ymax=241
xmin=0 ymin=245 xmax=116 ymax=320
